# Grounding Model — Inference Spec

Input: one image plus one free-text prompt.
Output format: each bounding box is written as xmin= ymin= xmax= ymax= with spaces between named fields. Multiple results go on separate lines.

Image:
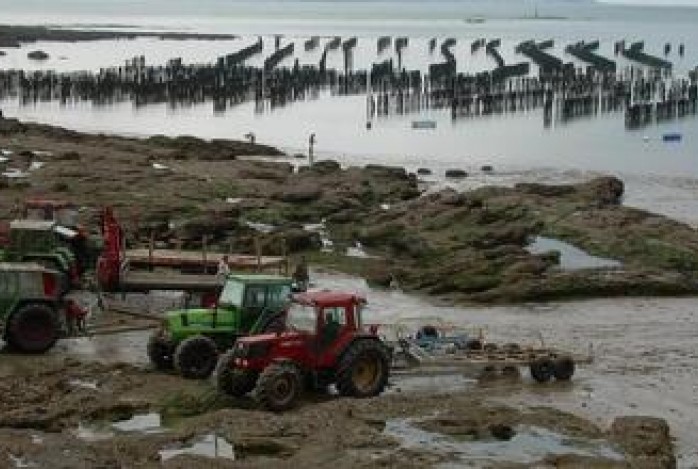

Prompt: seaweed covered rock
xmin=609 ymin=416 xmax=675 ymax=468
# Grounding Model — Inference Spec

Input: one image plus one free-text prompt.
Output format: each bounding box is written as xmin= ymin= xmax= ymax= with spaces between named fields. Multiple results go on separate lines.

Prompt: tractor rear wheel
xmin=7 ymin=303 xmax=59 ymax=354
xmin=254 ymin=362 xmax=302 ymax=411
xmin=215 ymin=350 xmax=258 ymax=397
xmin=530 ymin=357 xmax=555 ymax=383
xmin=147 ymin=332 xmax=174 ymax=370
xmin=174 ymin=335 xmax=218 ymax=379
xmin=336 ymin=340 xmax=390 ymax=398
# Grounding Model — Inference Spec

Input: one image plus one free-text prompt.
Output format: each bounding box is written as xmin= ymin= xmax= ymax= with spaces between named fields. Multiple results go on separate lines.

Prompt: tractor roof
xmin=0 ymin=262 xmax=53 ymax=273
xmin=293 ymin=290 xmax=366 ymax=306
xmin=227 ymin=273 xmax=292 ymax=284
xmin=10 ymin=220 xmax=55 ymax=231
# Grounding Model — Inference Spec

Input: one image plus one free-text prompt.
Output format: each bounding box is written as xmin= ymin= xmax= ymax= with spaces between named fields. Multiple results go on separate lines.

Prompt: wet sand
xmin=1 ymin=269 xmax=693 ymax=466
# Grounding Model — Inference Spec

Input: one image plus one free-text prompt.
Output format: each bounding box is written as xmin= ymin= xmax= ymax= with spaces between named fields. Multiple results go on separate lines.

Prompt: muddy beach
xmin=1 ymin=116 xmax=697 ymax=467
xmin=0 ymin=269 xmax=693 ymax=467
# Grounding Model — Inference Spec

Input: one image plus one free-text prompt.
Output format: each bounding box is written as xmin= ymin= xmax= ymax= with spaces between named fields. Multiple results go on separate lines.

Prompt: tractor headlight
xmin=234 ymin=342 xmax=249 ymax=357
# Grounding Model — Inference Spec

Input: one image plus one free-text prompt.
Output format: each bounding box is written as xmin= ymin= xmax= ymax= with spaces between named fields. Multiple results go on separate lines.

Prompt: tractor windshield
xmin=286 ymin=303 xmax=316 ymax=333
xmin=218 ymin=280 xmax=244 ymax=308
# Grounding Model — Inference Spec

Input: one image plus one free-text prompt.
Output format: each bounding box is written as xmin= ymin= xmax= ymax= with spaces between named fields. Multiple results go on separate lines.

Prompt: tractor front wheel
xmin=147 ymin=332 xmax=174 ymax=370
xmin=553 ymin=356 xmax=576 ymax=381
xmin=336 ymin=340 xmax=390 ymax=398
xmin=6 ymin=303 xmax=59 ymax=354
xmin=215 ymin=351 xmax=258 ymax=397
xmin=174 ymin=335 xmax=218 ymax=379
xmin=253 ymin=362 xmax=302 ymax=411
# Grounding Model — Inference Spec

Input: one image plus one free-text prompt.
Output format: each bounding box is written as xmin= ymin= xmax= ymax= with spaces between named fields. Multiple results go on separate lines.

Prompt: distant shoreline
xmin=0 ymin=25 xmax=236 ymax=48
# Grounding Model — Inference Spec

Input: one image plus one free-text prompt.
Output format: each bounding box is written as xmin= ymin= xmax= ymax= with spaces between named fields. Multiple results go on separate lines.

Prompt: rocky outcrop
xmin=610 ymin=416 xmax=675 ymax=468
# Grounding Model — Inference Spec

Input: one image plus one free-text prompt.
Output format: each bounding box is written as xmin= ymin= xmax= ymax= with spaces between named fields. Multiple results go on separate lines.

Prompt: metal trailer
xmin=379 ymin=319 xmax=592 ymax=383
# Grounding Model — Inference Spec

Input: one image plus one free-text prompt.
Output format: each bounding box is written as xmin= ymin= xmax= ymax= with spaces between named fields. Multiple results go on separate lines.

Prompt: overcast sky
xmin=600 ymin=0 xmax=698 ymax=4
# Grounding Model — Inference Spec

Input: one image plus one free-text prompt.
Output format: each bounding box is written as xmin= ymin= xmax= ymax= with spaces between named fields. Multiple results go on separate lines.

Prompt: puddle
xmin=526 ymin=236 xmax=622 ymax=270
xmin=76 ymin=412 xmax=164 ymax=441
xmin=159 ymin=434 xmax=235 ymax=461
xmin=68 ymin=379 xmax=99 ymax=391
xmin=74 ymin=422 xmax=114 ymax=442
xmin=244 ymin=221 xmax=275 ymax=234
xmin=111 ymin=412 xmax=163 ymax=434
xmin=9 ymin=454 xmax=36 ymax=468
xmin=346 ymin=243 xmax=372 ymax=258
xmin=385 ymin=419 xmax=624 ymax=465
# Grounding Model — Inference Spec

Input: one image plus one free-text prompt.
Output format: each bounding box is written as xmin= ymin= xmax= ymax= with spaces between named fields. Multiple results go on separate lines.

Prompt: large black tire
xmin=147 ymin=332 xmax=174 ymax=370
xmin=6 ymin=303 xmax=59 ymax=354
xmin=530 ymin=357 xmax=555 ymax=383
xmin=253 ymin=362 xmax=302 ymax=411
xmin=553 ymin=356 xmax=576 ymax=381
xmin=215 ymin=350 xmax=258 ymax=397
xmin=335 ymin=339 xmax=390 ymax=398
xmin=174 ymin=335 xmax=219 ymax=379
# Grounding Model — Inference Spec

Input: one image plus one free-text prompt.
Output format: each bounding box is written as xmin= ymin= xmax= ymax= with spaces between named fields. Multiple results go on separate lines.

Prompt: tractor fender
xmin=2 ymin=299 xmax=59 ymax=341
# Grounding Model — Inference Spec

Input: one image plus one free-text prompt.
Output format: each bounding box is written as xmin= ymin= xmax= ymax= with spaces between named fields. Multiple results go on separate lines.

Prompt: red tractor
xmin=214 ymin=291 xmax=391 ymax=411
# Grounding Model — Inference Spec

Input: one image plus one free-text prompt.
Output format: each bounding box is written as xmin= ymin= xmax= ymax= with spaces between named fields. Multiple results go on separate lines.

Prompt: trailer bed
xmin=126 ymin=248 xmax=285 ymax=271
xmin=117 ymin=271 xmax=223 ymax=292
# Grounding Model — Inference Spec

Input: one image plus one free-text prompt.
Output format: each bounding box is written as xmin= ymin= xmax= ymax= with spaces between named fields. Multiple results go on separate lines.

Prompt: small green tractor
xmin=0 ymin=262 xmax=81 ymax=353
xmin=147 ymin=274 xmax=294 ymax=379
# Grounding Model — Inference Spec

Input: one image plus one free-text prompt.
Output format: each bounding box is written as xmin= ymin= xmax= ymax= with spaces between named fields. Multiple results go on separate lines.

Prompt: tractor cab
xmin=216 ymin=290 xmax=390 ymax=411
xmin=1 ymin=220 xmax=80 ymax=290
xmin=23 ymin=199 xmax=81 ymax=228
xmin=285 ymin=291 xmax=367 ymax=357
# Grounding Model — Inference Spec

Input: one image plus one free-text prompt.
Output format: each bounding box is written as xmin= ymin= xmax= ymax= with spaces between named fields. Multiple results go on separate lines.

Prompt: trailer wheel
xmin=465 ymin=339 xmax=483 ymax=351
xmin=254 ymin=362 xmax=302 ymax=411
xmin=530 ymin=357 xmax=555 ymax=383
xmin=553 ymin=356 xmax=575 ymax=381
xmin=215 ymin=350 xmax=258 ymax=397
xmin=6 ymin=303 xmax=59 ymax=354
xmin=147 ymin=332 xmax=174 ymax=370
xmin=174 ymin=335 xmax=218 ymax=379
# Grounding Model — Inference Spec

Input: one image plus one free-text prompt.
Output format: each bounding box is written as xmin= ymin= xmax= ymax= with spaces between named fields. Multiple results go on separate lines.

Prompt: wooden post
xmin=148 ymin=231 xmax=154 ymax=271
xmin=202 ymin=235 xmax=208 ymax=274
xmin=254 ymin=237 xmax=261 ymax=272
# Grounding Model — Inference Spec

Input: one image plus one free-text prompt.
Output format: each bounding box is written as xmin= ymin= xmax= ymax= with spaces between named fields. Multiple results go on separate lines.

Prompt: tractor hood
xmin=237 ymin=332 xmax=282 ymax=344
xmin=237 ymin=331 xmax=304 ymax=346
xmin=163 ymin=307 xmax=220 ymax=331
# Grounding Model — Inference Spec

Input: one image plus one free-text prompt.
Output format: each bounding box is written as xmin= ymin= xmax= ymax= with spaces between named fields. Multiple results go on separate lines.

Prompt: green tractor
xmin=148 ymin=274 xmax=294 ymax=379
xmin=0 ymin=262 xmax=74 ymax=353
